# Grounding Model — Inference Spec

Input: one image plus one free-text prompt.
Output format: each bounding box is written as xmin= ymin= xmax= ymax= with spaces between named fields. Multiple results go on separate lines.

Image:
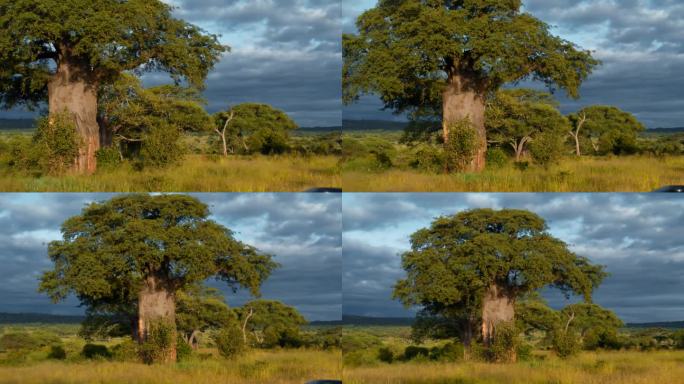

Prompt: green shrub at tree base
xmin=111 ymin=339 xmax=139 ymax=362
xmin=444 ymin=120 xmax=478 ymax=173
xmin=139 ymin=321 xmax=176 ymax=364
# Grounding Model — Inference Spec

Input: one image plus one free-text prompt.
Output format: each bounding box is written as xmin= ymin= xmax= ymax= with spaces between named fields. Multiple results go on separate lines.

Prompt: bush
xmin=0 ymin=333 xmax=39 ymax=351
xmin=139 ymin=320 xmax=176 ymax=364
xmin=488 ymin=322 xmax=520 ymax=363
xmin=672 ymin=330 xmax=684 ymax=349
xmin=410 ymin=144 xmax=444 ymax=173
xmin=137 ymin=123 xmax=184 ymax=169
xmin=33 ymin=112 xmax=81 ymax=175
xmin=176 ymin=335 xmax=193 ymax=362
xmin=404 ymin=345 xmax=430 ymax=361
xmin=378 ymin=347 xmax=394 ymax=363
xmin=213 ymin=323 xmax=246 ymax=359
xmin=486 ymin=147 xmax=509 ymax=170
xmin=111 ymin=339 xmax=139 ymax=362
xmin=444 ymin=119 xmax=478 ymax=173
xmin=552 ymin=329 xmax=581 ymax=358
xmin=530 ymin=132 xmax=565 ymax=168
xmin=96 ymin=147 xmax=122 ymax=170
xmin=82 ymin=343 xmax=112 ymax=360
xmin=435 ymin=342 xmax=464 ymax=362
xmin=47 ymin=344 xmax=67 ymax=360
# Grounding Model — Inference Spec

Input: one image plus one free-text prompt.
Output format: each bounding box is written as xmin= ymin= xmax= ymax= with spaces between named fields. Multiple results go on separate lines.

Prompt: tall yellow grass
xmin=0 ymin=155 xmax=340 ymax=192
xmin=344 ymin=350 xmax=684 ymax=384
xmin=0 ymin=349 xmax=341 ymax=384
xmin=343 ymin=156 xmax=684 ymax=192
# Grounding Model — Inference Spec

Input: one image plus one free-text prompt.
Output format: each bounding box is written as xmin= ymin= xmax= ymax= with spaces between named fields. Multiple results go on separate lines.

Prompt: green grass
xmin=343 ymin=350 xmax=684 ymax=384
xmin=0 ymin=349 xmax=342 ymax=384
xmin=0 ymin=154 xmax=340 ymax=192
xmin=343 ymin=156 xmax=684 ymax=192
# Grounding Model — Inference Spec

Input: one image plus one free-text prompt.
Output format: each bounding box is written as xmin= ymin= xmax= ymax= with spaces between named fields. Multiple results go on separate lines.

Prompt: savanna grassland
xmin=341 ymin=129 xmax=684 ymax=192
xmin=0 ymin=130 xmax=341 ymax=192
xmin=0 ymin=324 xmax=342 ymax=384
xmin=343 ymin=325 xmax=684 ymax=384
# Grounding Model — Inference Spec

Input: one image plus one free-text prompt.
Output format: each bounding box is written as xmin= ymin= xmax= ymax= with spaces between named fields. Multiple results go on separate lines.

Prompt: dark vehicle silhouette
xmin=305 ymin=381 xmax=342 ymax=384
xmin=305 ymin=188 xmax=342 ymax=193
xmin=654 ymin=185 xmax=684 ymax=192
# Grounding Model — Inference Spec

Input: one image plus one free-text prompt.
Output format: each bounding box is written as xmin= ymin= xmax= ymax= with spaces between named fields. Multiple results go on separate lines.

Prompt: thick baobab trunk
xmin=47 ymin=60 xmax=100 ymax=174
xmin=138 ymin=275 xmax=177 ymax=363
xmin=442 ymin=73 xmax=487 ymax=172
xmin=481 ymin=284 xmax=516 ymax=360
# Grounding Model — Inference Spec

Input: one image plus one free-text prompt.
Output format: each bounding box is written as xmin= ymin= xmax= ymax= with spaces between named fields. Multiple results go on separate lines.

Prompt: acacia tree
xmin=344 ymin=0 xmax=599 ymax=172
xmin=486 ymin=89 xmax=569 ymax=161
xmin=213 ymin=103 xmax=298 ymax=156
xmin=98 ymin=75 xmax=212 ymax=167
xmin=236 ymin=300 xmax=307 ymax=348
xmin=0 ymin=0 xmax=226 ymax=173
xmin=569 ymin=106 xmax=645 ymax=155
xmin=176 ymin=285 xmax=234 ymax=349
xmin=393 ymin=209 xmax=606 ymax=360
xmin=39 ymin=194 xmax=278 ymax=363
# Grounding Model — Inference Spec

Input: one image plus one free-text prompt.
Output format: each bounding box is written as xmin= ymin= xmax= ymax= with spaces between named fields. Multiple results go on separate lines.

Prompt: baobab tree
xmin=0 ymin=0 xmax=226 ymax=173
xmin=344 ymin=0 xmax=599 ymax=172
xmin=393 ymin=208 xmax=606 ymax=361
xmin=39 ymin=194 xmax=278 ymax=363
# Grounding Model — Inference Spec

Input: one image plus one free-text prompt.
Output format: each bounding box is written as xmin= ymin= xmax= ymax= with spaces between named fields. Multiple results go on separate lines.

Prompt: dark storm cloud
xmin=0 ymin=193 xmax=341 ymax=321
xmin=343 ymin=194 xmax=684 ymax=323
xmin=344 ymin=1 xmax=684 ymax=128
xmin=2 ymin=0 xmax=341 ymax=127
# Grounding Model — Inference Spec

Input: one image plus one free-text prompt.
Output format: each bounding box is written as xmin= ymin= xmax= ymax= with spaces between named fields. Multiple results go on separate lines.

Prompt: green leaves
xmin=39 ymin=194 xmax=278 ymax=310
xmin=343 ymin=0 xmax=599 ymax=116
xmin=0 ymin=0 xmax=226 ymax=108
xmin=394 ymin=208 xmax=607 ymax=319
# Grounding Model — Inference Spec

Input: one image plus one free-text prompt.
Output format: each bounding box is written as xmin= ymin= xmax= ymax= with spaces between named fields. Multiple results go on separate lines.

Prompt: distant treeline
xmin=0 ymin=313 xmax=85 ymax=324
xmin=342 ymin=119 xmax=684 ymax=134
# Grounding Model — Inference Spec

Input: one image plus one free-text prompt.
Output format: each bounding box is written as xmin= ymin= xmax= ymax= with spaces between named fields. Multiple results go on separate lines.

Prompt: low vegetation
xmin=342 ymin=325 xmax=684 ymax=384
xmin=342 ymin=127 xmax=684 ymax=192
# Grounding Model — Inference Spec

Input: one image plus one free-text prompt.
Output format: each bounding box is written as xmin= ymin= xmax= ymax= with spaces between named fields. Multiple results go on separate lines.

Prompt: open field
xmin=0 ymin=324 xmax=341 ymax=384
xmin=0 ymin=349 xmax=341 ymax=384
xmin=344 ymin=350 xmax=684 ymax=384
xmin=0 ymin=154 xmax=340 ymax=192
xmin=343 ymin=156 xmax=684 ymax=192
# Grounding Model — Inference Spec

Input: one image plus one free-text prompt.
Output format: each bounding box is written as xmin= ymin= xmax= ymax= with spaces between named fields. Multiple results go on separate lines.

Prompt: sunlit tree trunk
xmin=442 ymin=71 xmax=487 ymax=172
xmin=138 ymin=275 xmax=177 ymax=363
xmin=481 ymin=284 xmax=516 ymax=361
xmin=47 ymin=59 xmax=100 ymax=174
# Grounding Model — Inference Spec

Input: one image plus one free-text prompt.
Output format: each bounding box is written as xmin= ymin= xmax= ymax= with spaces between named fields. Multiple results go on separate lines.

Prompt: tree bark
xmin=481 ymin=284 xmax=516 ymax=360
xmin=442 ymin=72 xmax=487 ymax=172
xmin=47 ymin=60 xmax=100 ymax=174
xmin=138 ymin=275 xmax=177 ymax=363
xmin=570 ymin=113 xmax=586 ymax=157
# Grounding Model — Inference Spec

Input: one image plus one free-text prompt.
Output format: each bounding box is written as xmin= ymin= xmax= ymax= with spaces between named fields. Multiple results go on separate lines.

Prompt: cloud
xmin=342 ymin=193 xmax=684 ymax=323
xmin=0 ymin=193 xmax=342 ymax=321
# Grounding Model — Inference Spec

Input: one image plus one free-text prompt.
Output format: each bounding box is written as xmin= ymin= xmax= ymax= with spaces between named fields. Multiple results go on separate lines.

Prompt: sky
xmin=343 ymin=0 xmax=684 ymax=128
xmin=0 ymin=193 xmax=342 ymax=322
xmin=1 ymin=0 xmax=342 ymax=127
xmin=343 ymin=193 xmax=684 ymax=324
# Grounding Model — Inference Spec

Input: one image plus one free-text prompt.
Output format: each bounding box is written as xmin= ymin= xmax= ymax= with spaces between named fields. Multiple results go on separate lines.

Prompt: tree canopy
xmin=486 ymin=89 xmax=569 ymax=161
xmin=569 ymin=106 xmax=645 ymax=155
xmin=237 ymin=299 xmax=307 ymax=348
xmin=343 ymin=0 xmax=599 ymax=116
xmin=213 ymin=103 xmax=299 ymax=155
xmin=0 ymin=0 xmax=226 ymax=109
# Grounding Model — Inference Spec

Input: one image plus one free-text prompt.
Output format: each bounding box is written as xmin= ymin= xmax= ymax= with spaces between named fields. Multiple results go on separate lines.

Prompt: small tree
xmin=569 ymin=106 xmax=645 ymax=155
xmin=560 ymin=303 xmax=623 ymax=350
xmin=238 ymin=300 xmax=307 ymax=348
xmin=176 ymin=285 xmax=234 ymax=349
xmin=393 ymin=209 xmax=606 ymax=361
xmin=487 ymin=89 xmax=569 ymax=162
xmin=39 ymin=194 xmax=278 ymax=363
xmin=98 ymin=75 xmax=212 ymax=168
xmin=213 ymin=104 xmax=298 ymax=156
